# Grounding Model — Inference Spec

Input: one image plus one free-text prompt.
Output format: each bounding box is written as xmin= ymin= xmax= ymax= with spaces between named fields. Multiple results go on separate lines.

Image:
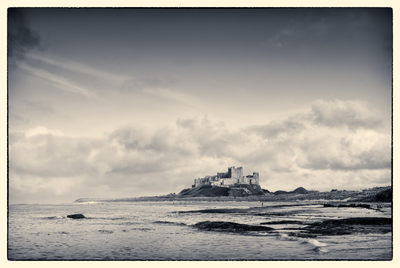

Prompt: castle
xmin=193 ymin=166 xmax=259 ymax=188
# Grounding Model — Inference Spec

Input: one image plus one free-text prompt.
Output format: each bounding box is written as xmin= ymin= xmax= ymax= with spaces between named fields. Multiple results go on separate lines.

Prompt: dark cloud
xmin=109 ymin=126 xmax=147 ymax=150
xmin=8 ymin=9 xmax=41 ymax=63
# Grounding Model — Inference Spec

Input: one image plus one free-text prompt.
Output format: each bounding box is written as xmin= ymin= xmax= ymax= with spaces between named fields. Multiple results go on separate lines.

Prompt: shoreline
xmin=74 ymin=186 xmax=391 ymax=203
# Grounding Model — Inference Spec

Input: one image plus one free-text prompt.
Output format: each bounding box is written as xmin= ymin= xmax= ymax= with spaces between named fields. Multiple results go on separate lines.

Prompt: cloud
xmin=18 ymin=62 xmax=95 ymax=97
xmin=25 ymin=126 xmax=63 ymax=137
xmin=9 ymin=99 xmax=391 ymax=203
xmin=296 ymin=129 xmax=391 ymax=171
xmin=247 ymin=118 xmax=306 ymax=139
xmin=26 ymin=53 xmax=126 ymax=84
xmin=142 ymin=87 xmax=200 ymax=109
xmin=8 ymin=9 xmax=41 ymax=62
xmin=26 ymin=53 xmax=182 ymax=101
xmin=120 ymin=77 xmax=175 ymax=92
xmin=311 ymin=99 xmax=383 ymax=129
xmin=10 ymin=129 xmax=102 ymax=178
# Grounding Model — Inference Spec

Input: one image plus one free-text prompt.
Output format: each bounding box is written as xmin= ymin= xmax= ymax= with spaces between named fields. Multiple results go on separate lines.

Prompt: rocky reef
xmin=193 ymin=221 xmax=274 ymax=233
xmin=295 ymin=217 xmax=392 ymax=237
xmin=67 ymin=213 xmax=85 ymax=219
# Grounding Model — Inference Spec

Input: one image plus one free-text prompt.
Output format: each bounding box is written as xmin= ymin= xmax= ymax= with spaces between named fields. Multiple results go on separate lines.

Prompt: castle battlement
xmin=193 ymin=166 xmax=259 ymax=188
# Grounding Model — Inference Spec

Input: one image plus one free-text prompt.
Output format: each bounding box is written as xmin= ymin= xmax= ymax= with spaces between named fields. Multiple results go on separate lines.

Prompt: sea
xmin=8 ymin=200 xmax=392 ymax=260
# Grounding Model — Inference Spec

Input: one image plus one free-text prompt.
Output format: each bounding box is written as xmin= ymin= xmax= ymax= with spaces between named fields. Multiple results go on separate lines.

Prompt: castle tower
xmin=252 ymin=172 xmax=259 ymax=185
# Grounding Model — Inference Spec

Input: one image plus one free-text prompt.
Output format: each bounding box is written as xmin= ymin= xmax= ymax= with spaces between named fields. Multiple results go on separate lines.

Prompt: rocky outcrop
xmin=296 ymin=217 xmax=392 ymax=237
xmin=193 ymin=221 xmax=274 ymax=233
xmin=67 ymin=214 xmax=85 ymax=219
xmin=323 ymin=203 xmax=371 ymax=209
xmin=178 ymin=185 xmax=230 ymax=197
xmin=260 ymin=220 xmax=304 ymax=225
xmin=178 ymin=184 xmax=264 ymax=197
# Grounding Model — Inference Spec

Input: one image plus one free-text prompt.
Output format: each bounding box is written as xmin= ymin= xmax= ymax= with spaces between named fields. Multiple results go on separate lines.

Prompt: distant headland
xmin=75 ymin=166 xmax=392 ymax=203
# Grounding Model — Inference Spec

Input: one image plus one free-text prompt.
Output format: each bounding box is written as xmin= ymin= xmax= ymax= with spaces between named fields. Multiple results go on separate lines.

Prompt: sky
xmin=8 ymin=8 xmax=392 ymax=204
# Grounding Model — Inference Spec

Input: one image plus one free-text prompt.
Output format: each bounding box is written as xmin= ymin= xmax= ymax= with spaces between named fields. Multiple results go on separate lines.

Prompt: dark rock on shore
xmin=67 ymin=213 xmax=85 ymax=219
xmin=153 ymin=221 xmax=187 ymax=226
xmin=193 ymin=221 xmax=274 ymax=233
xmin=260 ymin=220 xmax=304 ymax=225
xmin=300 ymin=217 xmax=392 ymax=236
xmin=180 ymin=208 xmax=245 ymax=214
xmin=323 ymin=203 xmax=371 ymax=209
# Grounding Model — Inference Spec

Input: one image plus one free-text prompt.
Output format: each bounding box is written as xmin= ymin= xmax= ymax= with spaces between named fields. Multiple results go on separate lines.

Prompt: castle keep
xmin=193 ymin=166 xmax=259 ymax=188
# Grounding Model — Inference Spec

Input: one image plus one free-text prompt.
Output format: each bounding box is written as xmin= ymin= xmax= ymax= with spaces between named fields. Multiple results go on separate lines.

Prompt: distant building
xmin=193 ymin=166 xmax=259 ymax=188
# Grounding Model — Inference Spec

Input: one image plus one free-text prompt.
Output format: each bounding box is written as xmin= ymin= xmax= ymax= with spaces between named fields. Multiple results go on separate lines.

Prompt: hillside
xmin=178 ymin=184 xmax=265 ymax=197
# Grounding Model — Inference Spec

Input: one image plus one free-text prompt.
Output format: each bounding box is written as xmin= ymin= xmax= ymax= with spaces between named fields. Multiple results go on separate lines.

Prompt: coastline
xmin=74 ymin=185 xmax=391 ymax=203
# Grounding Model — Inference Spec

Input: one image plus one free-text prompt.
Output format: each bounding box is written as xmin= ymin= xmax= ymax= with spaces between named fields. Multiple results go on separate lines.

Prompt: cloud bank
xmin=9 ymin=99 xmax=391 ymax=203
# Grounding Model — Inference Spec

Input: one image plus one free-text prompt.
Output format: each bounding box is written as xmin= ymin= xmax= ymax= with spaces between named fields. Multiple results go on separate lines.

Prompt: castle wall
xmin=195 ymin=167 xmax=259 ymax=187
xmin=222 ymin=178 xmax=237 ymax=186
xmin=253 ymin=172 xmax=259 ymax=184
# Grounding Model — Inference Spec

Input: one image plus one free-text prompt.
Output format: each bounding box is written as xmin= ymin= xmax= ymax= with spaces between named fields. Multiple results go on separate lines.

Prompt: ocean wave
xmin=74 ymin=201 xmax=105 ymax=205
xmin=276 ymin=232 xmax=328 ymax=253
xmin=301 ymin=238 xmax=327 ymax=247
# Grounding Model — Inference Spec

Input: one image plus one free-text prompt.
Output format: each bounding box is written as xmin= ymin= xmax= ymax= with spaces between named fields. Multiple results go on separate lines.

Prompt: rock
xmin=178 ymin=184 xmax=264 ymax=197
xmin=180 ymin=208 xmax=244 ymax=214
xmin=178 ymin=185 xmax=230 ymax=197
xmin=193 ymin=221 xmax=274 ymax=233
xmin=323 ymin=203 xmax=371 ymax=209
xmin=260 ymin=220 xmax=304 ymax=225
xmin=67 ymin=213 xmax=85 ymax=219
xmin=301 ymin=217 xmax=392 ymax=236
xmin=153 ymin=221 xmax=187 ymax=226
xmin=338 ymin=203 xmax=371 ymax=209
